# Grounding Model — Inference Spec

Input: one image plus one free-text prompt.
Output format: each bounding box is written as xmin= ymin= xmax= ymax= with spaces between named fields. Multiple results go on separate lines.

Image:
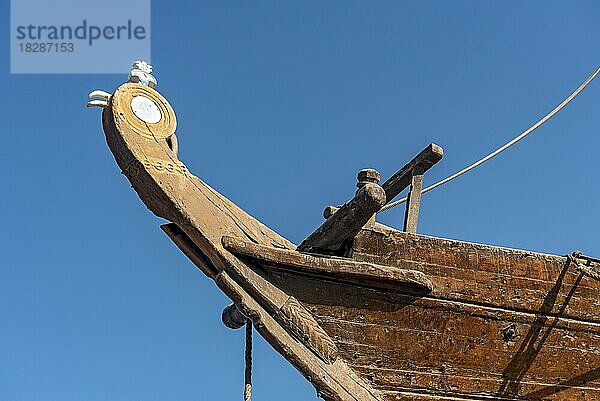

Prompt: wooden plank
xmin=381 ymin=143 xmax=443 ymax=203
xmin=325 ymin=320 xmax=600 ymax=381
xmin=222 ymin=236 xmax=433 ymax=294
xmin=266 ymin=271 xmax=600 ymax=399
xmin=352 ymin=227 xmax=600 ymax=323
xmin=297 ymin=183 xmax=386 ymax=255
xmin=352 ymin=253 xmax=600 ymax=323
xmin=368 ymin=368 xmax=600 ymax=400
xmin=263 ymin=262 xmax=600 ymax=338
xmin=373 ymin=370 xmax=600 ymax=400
xmin=379 ymin=388 xmax=599 ymax=401
xmin=403 ymin=170 xmax=423 ymax=233
xmin=379 ymin=389 xmax=518 ymax=401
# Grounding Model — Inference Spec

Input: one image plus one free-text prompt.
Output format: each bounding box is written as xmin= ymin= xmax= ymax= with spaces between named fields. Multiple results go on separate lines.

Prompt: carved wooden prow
xmin=298 ymin=144 xmax=443 ymax=255
xmin=381 ymin=143 xmax=443 ymax=233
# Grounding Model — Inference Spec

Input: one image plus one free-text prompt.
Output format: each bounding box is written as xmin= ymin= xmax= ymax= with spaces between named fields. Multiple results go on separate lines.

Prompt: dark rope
xmin=568 ymin=252 xmax=600 ymax=281
xmin=244 ymin=320 xmax=252 ymax=401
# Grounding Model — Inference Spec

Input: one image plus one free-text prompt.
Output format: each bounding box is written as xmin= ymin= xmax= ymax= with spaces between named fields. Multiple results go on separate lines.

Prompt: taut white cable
xmin=380 ymin=66 xmax=600 ymax=213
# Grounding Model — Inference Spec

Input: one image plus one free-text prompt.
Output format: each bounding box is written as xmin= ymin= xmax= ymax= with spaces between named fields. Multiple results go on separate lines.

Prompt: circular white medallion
xmin=130 ymin=96 xmax=162 ymax=124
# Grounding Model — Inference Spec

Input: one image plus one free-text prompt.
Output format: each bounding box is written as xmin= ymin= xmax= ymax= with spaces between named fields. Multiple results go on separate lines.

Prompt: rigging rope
xmin=244 ymin=321 xmax=253 ymax=401
xmin=379 ymin=66 xmax=600 ymax=213
xmin=569 ymin=252 xmax=600 ymax=281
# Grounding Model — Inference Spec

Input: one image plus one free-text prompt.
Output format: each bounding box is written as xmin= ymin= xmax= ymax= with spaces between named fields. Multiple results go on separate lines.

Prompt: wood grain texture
xmin=100 ymin=83 xmax=600 ymax=401
xmin=278 ymin=296 xmax=340 ymax=364
xmin=346 ymin=227 xmax=599 ymax=399
xmin=223 ymin=236 xmax=433 ymax=294
xmin=351 ymin=226 xmax=600 ymax=323
xmin=101 ymin=83 xmax=377 ymax=401
xmin=381 ymin=143 xmax=443 ymax=203
xmin=265 ymin=267 xmax=600 ymax=399
xmin=216 ymin=271 xmax=381 ymax=401
xmin=298 ymin=183 xmax=386 ymax=255
xmin=402 ymin=171 xmax=423 ymax=233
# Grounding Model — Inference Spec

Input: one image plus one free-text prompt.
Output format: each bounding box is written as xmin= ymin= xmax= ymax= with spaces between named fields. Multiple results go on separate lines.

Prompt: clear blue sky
xmin=1 ymin=1 xmax=599 ymax=400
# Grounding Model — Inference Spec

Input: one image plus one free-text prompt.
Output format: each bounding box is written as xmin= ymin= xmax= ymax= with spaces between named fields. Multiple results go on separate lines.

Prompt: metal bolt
xmin=323 ymin=205 xmax=340 ymax=219
xmin=502 ymin=323 xmax=517 ymax=343
xmin=357 ymin=168 xmax=381 ymax=190
xmin=222 ymin=303 xmax=248 ymax=329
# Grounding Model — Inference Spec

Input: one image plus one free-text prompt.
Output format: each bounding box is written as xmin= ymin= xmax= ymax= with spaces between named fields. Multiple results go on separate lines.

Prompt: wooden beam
xmin=403 ymin=167 xmax=423 ymax=233
xmin=381 ymin=143 xmax=443 ymax=204
xmin=223 ymin=236 xmax=433 ymax=294
xmin=160 ymin=223 xmax=218 ymax=278
xmin=297 ymin=183 xmax=386 ymax=255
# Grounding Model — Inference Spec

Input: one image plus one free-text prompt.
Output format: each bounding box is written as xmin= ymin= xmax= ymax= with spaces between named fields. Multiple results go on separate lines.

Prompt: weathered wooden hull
xmin=313 ymin=227 xmax=600 ymax=400
xmin=219 ymin=225 xmax=600 ymax=400
xmin=99 ymin=83 xmax=600 ymax=400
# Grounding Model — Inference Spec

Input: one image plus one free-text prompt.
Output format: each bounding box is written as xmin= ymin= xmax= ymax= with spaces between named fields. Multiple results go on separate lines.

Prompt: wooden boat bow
xmin=97 ymin=76 xmax=383 ymax=401
xmin=92 ymin=64 xmax=600 ymax=401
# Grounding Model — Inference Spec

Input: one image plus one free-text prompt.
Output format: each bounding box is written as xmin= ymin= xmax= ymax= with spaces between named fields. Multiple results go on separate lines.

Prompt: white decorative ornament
xmin=128 ymin=60 xmax=158 ymax=88
xmin=87 ymin=90 xmax=111 ymax=108
xmin=130 ymin=96 xmax=162 ymax=124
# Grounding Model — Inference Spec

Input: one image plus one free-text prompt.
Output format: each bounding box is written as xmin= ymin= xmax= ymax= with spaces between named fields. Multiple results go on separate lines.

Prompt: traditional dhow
xmin=90 ymin=63 xmax=600 ymax=401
